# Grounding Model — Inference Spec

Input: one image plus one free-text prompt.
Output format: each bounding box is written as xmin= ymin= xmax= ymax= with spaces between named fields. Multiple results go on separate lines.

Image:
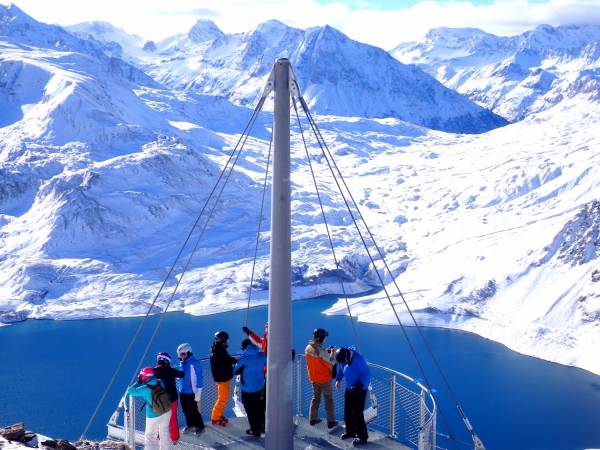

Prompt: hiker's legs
xmin=309 ymin=383 xmax=323 ymax=421
xmin=157 ymin=410 xmax=173 ymax=450
xmin=145 ymin=415 xmax=160 ymax=450
xmin=169 ymin=400 xmax=180 ymax=441
xmin=322 ymin=382 xmax=336 ymax=423
xmin=211 ymin=380 xmax=231 ymax=421
xmin=180 ymin=393 xmax=203 ymax=429
xmin=242 ymin=390 xmax=262 ymax=434
xmin=343 ymin=389 xmax=356 ymax=437
xmin=349 ymin=388 xmax=368 ymax=441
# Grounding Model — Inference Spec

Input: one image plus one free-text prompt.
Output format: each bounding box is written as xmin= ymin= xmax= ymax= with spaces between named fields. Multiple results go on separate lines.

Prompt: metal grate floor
xmin=108 ymin=416 xmax=411 ymax=449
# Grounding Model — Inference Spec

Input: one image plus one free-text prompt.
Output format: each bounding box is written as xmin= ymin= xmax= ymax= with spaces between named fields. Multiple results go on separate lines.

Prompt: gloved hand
xmin=194 ymin=388 xmax=202 ymax=402
xmin=242 ymin=326 xmax=250 ymax=335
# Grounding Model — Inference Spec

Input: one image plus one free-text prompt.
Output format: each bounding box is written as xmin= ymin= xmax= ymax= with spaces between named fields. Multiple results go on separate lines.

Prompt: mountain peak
xmin=255 ymin=19 xmax=292 ymax=33
xmin=0 ymin=2 xmax=35 ymax=24
xmin=187 ymin=19 xmax=224 ymax=43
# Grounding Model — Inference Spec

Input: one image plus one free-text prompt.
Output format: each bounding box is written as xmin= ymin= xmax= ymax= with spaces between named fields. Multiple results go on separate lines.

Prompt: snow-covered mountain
xmin=66 ymin=21 xmax=147 ymax=62
xmin=71 ymin=18 xmax=508 ymax=134
xmin=1 ymin=4 xmax=599 ymax=376
xmin=391 ymin=24 xmax=600 ymax=121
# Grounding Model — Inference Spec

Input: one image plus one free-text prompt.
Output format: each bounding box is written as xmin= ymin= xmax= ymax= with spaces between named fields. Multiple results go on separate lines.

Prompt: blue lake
xmin=1 ymin=296 xmax=599 ymax=450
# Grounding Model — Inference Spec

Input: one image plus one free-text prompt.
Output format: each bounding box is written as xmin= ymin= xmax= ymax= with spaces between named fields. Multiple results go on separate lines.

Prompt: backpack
xmin=150 ymin=383 xmax=172 ymax=415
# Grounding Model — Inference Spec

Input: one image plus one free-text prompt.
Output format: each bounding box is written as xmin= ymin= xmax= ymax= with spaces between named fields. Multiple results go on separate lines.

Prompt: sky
xmin=3 ymin=0 xmax=600 ymax=49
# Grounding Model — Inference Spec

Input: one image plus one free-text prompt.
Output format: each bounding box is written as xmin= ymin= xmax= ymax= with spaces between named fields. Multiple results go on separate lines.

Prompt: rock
xmin=41 ymin=439 xmax=78 ymax=450
xmin=74 ymin=440 xmax=131 ymax=450
xmin=0 ymin=423 xmax=25 ymax=442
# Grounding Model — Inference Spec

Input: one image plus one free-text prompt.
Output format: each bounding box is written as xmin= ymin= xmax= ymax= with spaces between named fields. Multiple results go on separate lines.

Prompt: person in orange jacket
xmin=305 ymin=328 xmax=338 ymax=429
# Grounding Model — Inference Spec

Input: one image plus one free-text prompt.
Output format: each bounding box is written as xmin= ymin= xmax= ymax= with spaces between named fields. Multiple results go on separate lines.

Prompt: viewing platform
xmin=107 ymin=355 xmax=436 ymax=450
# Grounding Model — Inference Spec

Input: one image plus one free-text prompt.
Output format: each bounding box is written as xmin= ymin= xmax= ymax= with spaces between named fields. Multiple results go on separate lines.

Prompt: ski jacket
xmin=233 ymin=344 xmax=266 ymax=393
xmin=178 ymin=355 xmax=203 ymax=396
xmin=335 ymin=349 xmax=371 ymax=390
xmin=127 ymin=377 xmax=165 ymax=418
xmin=248 ymin=330 xmax=268 ymax=354
xmin=153 ymin=365 xmax=184 ymax=401
xmin=305 ymin=340 xmax=335 ymax=384
xmin=210 ymin=341 xmax=237 ymax=382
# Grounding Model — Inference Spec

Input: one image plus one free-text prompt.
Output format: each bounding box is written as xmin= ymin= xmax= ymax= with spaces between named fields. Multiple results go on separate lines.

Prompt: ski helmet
xmin=177 ymin=342 xmax=192 ymax=356
xmin=138 ymin=367 xmax=155 ymax=383
xmin=214 ymin=331 xmax=229 ymax=342
xmin=335 ymin=347 xmax=352 ymax=364
xmin=156 ymin=352 xmax=172 ymax=365
xmin=241 ymin=338 xmax=253 ymax=351
xmin=313 ymin=328 xmax=329 ymax=340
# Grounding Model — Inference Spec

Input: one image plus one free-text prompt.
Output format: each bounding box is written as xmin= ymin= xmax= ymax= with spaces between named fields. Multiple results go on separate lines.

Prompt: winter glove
xmin=194 ymin=388 xmax=202 ymax=402
xmin=242 ymin=326 xmax=250 ymax=335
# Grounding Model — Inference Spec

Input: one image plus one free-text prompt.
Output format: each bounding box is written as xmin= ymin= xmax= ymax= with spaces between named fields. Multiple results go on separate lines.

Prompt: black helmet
xmin=156 ymin=351 xmax=172 ymax=366
xmin=214 ymin=331 xmax=229 ymax=342
xmin=313 ymin=328 xmax=328 ymax=340
xmin=335 ymin=347 xmax=352 ymax=364
xmin=241 ymin=338 xmax=253 ymax=351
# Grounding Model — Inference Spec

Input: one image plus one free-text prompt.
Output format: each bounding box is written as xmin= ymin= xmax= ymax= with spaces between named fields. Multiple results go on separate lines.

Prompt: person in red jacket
xmin=243 ymin=323 xmax=268 ymax=354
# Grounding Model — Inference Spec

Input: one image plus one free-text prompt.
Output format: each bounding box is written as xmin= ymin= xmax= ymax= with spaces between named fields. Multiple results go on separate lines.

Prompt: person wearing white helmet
xmin=176 ymin=343 xmax=205 ymax=435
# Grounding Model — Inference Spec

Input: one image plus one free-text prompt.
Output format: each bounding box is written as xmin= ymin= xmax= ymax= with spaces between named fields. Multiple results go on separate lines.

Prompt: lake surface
xmin=1 ymin=296 xmax=599 ymax=450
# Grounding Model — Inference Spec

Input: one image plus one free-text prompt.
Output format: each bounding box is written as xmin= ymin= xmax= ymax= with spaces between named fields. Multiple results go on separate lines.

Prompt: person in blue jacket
xmin=176 ymin=342 xmax=205 ymax=434
xmin=233 ymin=339 xmax=266 ymax=437
xmin=335 ymin=346 xmax=371 ymax=447
xmin=127 ymin=367 xmax=172 ymax=450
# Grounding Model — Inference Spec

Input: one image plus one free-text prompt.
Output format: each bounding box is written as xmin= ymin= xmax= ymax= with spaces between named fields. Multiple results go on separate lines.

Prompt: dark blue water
xmin=1 ymin=297 xmax=599 ymax=450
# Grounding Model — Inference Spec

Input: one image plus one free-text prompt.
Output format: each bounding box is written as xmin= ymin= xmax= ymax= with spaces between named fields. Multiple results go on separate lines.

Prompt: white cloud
xmin=3 ymin=0 xmax=600 ymax=48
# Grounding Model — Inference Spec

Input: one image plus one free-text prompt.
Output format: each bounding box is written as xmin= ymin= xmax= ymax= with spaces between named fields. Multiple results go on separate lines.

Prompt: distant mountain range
xmin=391 ymin=24 xmax=600 ymax=120
xmin=67 ymin=18 xmax=508 ymax=134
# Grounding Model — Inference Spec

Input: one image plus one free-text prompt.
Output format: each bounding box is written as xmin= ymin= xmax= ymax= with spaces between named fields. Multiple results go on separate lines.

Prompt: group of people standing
xmin=305 ymin=328 xmax=371 ymax=447
xmin=127 ymin=324 xmax=371 ymax=449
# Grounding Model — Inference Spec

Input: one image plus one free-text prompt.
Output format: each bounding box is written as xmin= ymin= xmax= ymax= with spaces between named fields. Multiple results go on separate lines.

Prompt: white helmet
xmin=177 ymin=342 xmax=192 ymax=355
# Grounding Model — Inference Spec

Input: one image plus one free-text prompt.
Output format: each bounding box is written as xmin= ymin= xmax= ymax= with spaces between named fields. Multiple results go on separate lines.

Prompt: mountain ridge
xmin=391 ymin=23 xmax=600 ymax=120
xmin=69 ymin=17 xmax=508 ymax=134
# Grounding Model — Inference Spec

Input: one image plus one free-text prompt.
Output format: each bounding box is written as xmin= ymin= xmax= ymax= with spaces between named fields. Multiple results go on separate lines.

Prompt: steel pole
xmin=265 ymin=58 xmax=293 ymax=450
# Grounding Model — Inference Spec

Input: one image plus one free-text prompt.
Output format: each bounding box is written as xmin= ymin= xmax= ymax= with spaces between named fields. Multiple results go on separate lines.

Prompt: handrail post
xmin=127 ymin=395 xmax=136 ymax=449
xmin=418 ymin=389 xmax=427 ymax=450
xmin=296 ymin=357 xmax=302 ymax=416
xmin=389 ymin=375 xmax=396 ymax=438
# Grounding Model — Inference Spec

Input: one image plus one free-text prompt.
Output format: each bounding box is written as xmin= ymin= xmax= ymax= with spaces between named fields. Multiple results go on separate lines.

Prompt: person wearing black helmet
xmin=153 ymin=352 xmax=184 ymax=443
xmin=335 ymin=346 xmax=371 ymax=446
xmin=210 ymin=331 xmax=237 ymax=427
xmin=305 ymin=328 xmax=338 ymax=429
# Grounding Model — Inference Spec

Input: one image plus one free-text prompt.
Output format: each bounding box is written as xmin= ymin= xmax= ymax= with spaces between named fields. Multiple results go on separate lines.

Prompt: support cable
xmin=79 ymin=96 xmax=268 ymax=440
xmin=244 ymin=129 xmax=273 ymax=326
xmin=130 ymin=104 xmax=265 ymax=386
xmin=292 ymin=98 xmax=361 ymax=350
xmin=297 ymin=97 xmax=461 ymax=449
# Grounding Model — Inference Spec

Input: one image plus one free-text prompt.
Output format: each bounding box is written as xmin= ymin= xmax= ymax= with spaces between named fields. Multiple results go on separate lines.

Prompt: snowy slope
xmin=391 ymin=25 xmax=600 ymax=121
xmin=0 ymin=4 xmax=276 ymax=318
xmin=72 ymin=18 xmax=507 ymax=134
xmin=0 ymin=5 xmax=599 ymax=376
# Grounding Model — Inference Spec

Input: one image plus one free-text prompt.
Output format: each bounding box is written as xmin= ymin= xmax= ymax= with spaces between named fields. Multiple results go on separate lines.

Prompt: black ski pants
xmin=344 ymin=388 xmax=368 ymax=440
xmin=180 ymin=393 xmax=205 ymax=429
xmin=242 ymin=390 xmax=265 ymax=434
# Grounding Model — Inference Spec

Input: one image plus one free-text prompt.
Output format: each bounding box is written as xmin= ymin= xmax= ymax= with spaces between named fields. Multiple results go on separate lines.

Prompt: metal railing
xmin=108 ymin=355 xmax=436 ymax=449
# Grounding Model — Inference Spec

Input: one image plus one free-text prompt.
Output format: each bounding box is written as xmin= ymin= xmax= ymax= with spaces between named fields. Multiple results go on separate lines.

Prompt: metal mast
xmin=265 ymin=58 xmax=293 ymax=449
